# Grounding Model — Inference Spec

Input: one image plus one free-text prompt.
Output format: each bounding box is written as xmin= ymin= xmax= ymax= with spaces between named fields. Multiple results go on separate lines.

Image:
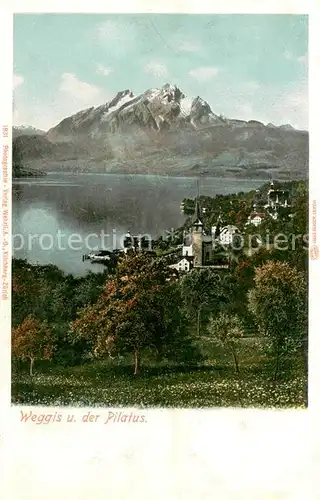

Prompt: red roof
xmin=250 ymin=212 xmax=266 ymax=218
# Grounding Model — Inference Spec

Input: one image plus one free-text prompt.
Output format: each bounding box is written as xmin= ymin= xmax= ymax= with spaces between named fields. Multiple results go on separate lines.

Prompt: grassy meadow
xmin=12 ymin=337 xmax=307 ymax=408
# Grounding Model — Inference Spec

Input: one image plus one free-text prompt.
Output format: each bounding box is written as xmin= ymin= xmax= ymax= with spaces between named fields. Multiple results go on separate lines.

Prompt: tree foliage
xmin=207 ymin=313 xmax=244 ymax=372
xmin=72 ymin=253 xmax=197 ymax=374
xmin=179 ymin=268 xmax=227 ymax=335
xmin=12 ymin=315 xmax=54 ymax=375
xmin=248 ymin=261 xmax=307 ymax=380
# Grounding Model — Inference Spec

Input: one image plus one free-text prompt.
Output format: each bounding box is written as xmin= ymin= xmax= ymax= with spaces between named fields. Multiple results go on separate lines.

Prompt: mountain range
xmin=13 ymin=125 xmax=46 ymax=139
xmin=12 ymin=83 xmax=308 ymax=179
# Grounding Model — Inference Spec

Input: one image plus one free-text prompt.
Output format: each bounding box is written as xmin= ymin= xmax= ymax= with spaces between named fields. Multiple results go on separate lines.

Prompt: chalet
xmin=169 ymin=256 xmax=194 ymax=272
xmin=246 ymin=212 xmax=266 ymax=227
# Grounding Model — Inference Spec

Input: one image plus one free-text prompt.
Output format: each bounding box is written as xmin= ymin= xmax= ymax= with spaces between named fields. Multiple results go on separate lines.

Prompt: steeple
xmin=268 ymin=178 xmax=275 ymax=192
xmin=192 ymin=198 xmax=203 ymax=228
xmin=195 ymin=197 xmax=201 ymax=218
xmin=192 ymin=179 xmax=203 ymax=228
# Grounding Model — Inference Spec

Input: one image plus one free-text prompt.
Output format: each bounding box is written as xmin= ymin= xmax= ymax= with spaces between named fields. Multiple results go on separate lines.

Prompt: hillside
xmin=12 ymin=135 xmax=49 ymax=177
xmin=12 ymin=83 xmax=308 ymax=179
xmin=13 ymin=125 xmax=45 ymax=139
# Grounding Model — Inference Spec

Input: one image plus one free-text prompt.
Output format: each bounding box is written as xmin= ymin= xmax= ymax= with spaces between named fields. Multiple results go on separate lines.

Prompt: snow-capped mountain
xmin=13 ymin=83 xmax=308 ymax=180
xmin=189 ymin=96 xmax=225 ymax=128
xmin=47 ymin=84 xmax=226 ymax=141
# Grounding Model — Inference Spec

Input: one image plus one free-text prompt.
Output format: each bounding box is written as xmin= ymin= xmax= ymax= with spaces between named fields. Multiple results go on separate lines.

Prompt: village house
xmin=246 ymin=181 xmax=292 ymax=226
xmin=246 ymin=211 xmax=266 ymax=227
xmin=212 ymin=224 xmax=240 ymax=245
xmin=169 ymin=256 xmax=194 ymax=272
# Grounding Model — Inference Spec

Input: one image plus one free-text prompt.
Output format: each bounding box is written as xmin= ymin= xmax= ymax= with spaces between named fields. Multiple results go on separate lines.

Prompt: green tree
xmin=12 ymin=259 xmax=66 ymax=325
xmin=12 ymin=316 xmax=54 ymax=375
xmin=179 ymin=268 xmax=226 ymax=336
xmin=291 ymin=181 xmax=308 ymax=236
xmin=207 ymin=312 xmax=245 ymax=373
xmin=219 ymin=261 xmax=256 ymax=334
xmin=72 ymin=254 xmax=194 ymax=375
xmin=288 ymin=181 xmax=308 ymax=272
xmin=248 ymin=261 xmax=307 ymax=380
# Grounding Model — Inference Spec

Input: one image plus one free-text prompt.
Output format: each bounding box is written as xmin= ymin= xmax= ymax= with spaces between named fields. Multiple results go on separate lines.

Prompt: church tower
xmin=192 ymin=198 xmax=203 ymax=267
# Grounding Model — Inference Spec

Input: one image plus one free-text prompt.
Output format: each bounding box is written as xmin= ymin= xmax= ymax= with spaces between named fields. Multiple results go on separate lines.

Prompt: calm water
xmin=12 ymin=172 xmax=263 ymax=275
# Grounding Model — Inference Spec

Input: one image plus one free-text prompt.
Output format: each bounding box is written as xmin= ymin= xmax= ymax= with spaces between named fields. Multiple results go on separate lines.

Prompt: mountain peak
xmin=45 ymin=84 xmax=303 ymax=143
xmin=189 ymin=96 xmax=224 ymax=127
xmin=108 ymin=89 xmax=134 ymax=108
xmin=161 ymin=83 xmax=176 ymax=91
xmin=279 ymin=123 xmax=295 ymax=131
xmin=13 ymin=82 xmax=308 ymax=181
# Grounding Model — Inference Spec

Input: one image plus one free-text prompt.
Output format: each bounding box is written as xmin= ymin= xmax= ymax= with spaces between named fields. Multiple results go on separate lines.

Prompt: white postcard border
xmin=0 ymin=2 xmax=318 ymax=499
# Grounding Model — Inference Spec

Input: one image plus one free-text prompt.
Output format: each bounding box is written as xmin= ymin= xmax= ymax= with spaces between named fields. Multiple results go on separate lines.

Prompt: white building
xmin=182 ymin=245 xmax=193 ymax=257
xmin=182 ymin=244 xmax=193 ymax=257
xmin=169 ymin=257 xmax=193 ymax=272
xmin=212 ymin=224 xmax=240 ymax=245
xmin=246 ymin=212 xmax=266 ymax=227
xmin=265 ymin=181 xmax=290 ymax=210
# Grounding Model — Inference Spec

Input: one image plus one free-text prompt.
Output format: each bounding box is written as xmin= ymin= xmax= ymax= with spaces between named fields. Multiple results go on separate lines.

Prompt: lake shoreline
xmin=13 ymin=168 xmax=305 ymax=183
xmin=11 ymin=172 xmax=288 ymax=275
xmin=20 ymin=158 xmax=307 ymax=182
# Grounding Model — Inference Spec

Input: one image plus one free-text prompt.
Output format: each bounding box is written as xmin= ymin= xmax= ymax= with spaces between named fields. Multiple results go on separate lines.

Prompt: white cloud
xmin=176 ymin=39 xmax=201 ymax=53
xmin=284 ymin=49 xmax=294 ymax=60
xmin=13 ymin=73 xmax=24 ymax=90
xmin=95 ymin=63 xmax=113 ymax=76
xmin=59 ymin=73 xmax=102 ymax=103
xmin=297 ymin=53 xmax=308 ymax=67
xmin=280 ymin=81 xmax=308 ymax=129
xmin=188 ymin=66 xmax=219 ymax=82
xmin=232 ymin=103 xmax=254 ymax=121
xmin=14 ymin=73 xmax=111 ymax=131
xmin=144 ymin=61 xmax=168 ymax=78
xmin=236 ymin=81 xmax=308 ymax=130
xmin=284 ymin=50 xmax=308 ymax=67
xmin=200 ymin=76 xmax=308 ymax=130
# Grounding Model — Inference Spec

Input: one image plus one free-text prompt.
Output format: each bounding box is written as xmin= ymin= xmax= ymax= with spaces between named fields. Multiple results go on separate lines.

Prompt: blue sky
xmin=13 ymin=14 xmax=308 ymax=130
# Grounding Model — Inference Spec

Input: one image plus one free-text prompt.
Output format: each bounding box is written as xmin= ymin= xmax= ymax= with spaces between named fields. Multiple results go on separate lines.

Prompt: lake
xmin=12 ymin=172 xmax=264 ymax=275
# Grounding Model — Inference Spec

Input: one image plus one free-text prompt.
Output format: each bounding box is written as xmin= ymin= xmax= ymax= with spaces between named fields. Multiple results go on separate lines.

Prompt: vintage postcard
xmin=0 ymin=1 xmax=318 ymax=498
